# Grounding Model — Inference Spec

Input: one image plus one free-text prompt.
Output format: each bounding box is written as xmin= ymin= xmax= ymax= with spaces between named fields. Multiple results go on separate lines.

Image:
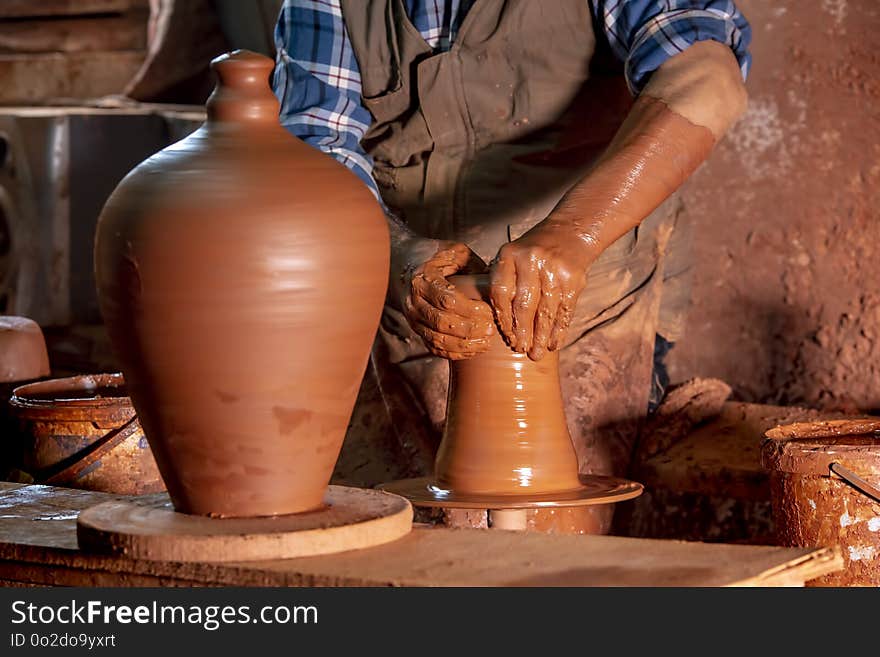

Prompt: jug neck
xmin=205 ymin=50 xmax=281 ymax=127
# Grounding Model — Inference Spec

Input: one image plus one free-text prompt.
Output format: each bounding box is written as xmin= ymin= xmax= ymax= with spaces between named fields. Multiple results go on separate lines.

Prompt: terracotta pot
xmin=0 ymin=316 xmax=51 ymax=478
xmin=10 ymin=373 xmax=164 ymax=495
xmin=0 ymin=317 xmax=50 ymax=384
xmin=94 ymin=50 xmax=389 ymax=517
xmin=435 ymin=275 xmax=582 ymax=495
xmin=762 ymin=420 xmax=880 ymax=586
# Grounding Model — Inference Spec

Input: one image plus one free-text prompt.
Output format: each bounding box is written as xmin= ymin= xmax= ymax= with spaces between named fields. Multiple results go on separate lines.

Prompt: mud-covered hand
xmin=490 ymin=223 xmax=596 ymax=361
xmin=489 ymin=42 xmax=748 ymax=362
xmin=394 ymin=238 xmax=494 ymax=360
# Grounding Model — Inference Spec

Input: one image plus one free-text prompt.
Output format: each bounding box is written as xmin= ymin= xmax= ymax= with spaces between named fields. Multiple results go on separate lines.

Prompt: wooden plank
xmin=0 ymin=51 xmax=144 ymax=104
xmin=0 ymin=483 xmax=843 ymax=587
xmin=0 ymin=0 xmax=148 ymax=19
xmin=0 ymin=16 xmax=147 ymax=54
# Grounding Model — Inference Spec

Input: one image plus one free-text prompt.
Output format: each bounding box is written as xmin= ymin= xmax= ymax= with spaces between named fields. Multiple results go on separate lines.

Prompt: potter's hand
xmin=491 ymin=42 xmax=748 ymax=362
xmin=396 ymin=239 xmax=494 ymax=360
xmin=490 ymin=223 xmax=595 ymax=361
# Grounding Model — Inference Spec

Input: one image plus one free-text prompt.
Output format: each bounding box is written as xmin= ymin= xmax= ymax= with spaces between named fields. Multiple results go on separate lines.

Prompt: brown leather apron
xmin=338 ymin=0 xmax=690 ymax=533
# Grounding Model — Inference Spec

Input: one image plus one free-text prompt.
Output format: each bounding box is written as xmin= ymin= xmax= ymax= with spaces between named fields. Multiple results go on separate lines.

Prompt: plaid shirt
xmin=272 ymin=1 xmax=752 ymax=199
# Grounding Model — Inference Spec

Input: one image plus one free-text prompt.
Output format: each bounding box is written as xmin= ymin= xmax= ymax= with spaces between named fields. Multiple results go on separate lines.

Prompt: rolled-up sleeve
xmin=593 ymin=0 xmax=752 ymax=95
xmin=272 ymin=0 xmax=381 ymax=199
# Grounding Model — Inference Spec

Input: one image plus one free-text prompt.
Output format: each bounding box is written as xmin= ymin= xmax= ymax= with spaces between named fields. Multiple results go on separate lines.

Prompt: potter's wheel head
xmin=378 ymin=474 xmax=643 ymax=509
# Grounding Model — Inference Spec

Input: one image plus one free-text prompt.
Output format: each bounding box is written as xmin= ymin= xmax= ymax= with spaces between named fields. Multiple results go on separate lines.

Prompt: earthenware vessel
xmin=0 ymin=316 xmax=51 ymax=477
xmin=435 ymin=275 xmax=582 ymax=494
xmin=0 ymin=316 xmax=49 ymax=385
xmin=10 ymin=373 xmax=164 ymax=494
xmin=94 ymin=51 xmax=389 ymax=517
xmin=762 ymin=420 xmax=880 ymax=586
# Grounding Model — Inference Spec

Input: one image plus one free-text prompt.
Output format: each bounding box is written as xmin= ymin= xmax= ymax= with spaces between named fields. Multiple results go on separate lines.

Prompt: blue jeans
xmin=649 ymin=334 xmax=673 ymax=414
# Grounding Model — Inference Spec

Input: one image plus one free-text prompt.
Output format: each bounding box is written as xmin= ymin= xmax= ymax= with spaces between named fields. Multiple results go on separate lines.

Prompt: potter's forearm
xmin=547 ymin=41 xmax=747 ymax=255
xmin=488 ymin=41 xmax=746 ymax=359
xmin=544 ymin=96 xmax=714 ymax=255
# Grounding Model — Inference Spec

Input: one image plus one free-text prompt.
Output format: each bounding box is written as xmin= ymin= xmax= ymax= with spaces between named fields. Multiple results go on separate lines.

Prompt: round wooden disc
xmin=378 ymin=474 xmax=643 ymax=509
xmin=76 ymin=485 xmax=412 ymax=562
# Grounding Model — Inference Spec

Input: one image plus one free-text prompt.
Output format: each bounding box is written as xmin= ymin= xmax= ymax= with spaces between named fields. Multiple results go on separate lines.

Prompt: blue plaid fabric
xmin=273 ymin=0 xmax=752 ymax=199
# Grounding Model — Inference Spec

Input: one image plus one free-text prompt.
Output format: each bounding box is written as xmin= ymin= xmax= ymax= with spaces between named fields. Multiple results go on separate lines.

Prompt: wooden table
xmin=0 ymin=483 xmax=842 ymax=587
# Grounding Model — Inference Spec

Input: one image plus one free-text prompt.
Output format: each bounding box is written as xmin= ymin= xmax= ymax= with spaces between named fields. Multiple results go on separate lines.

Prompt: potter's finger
xmin=512 ymin=262 xmax=540 ymax=354
xmin=425 ymin=249 xmax=461 ymax=272
xmin=410 ymin=295 xmax=492 ymax=339
xmin=529 ymin=270 xmax=561 ymax=361
xmin=426 ymin=243 xmax=471 ymax=277
xmin=414 ymin=273 xmax=493 ymax=321
xmin=489 ymin=255 xmax=516 ymax=347
xmin=404 ymin=291 xmax=486 ymax=342
xmin=446 ymin=243 xmax=482 ymax=272
xmin=432 ymin=347 xmax=481 ymax=361
xmin=548 ymin=289 xmax=577 ymax=352
xmin=411 ymin=273 xmax=455 ymax=311
xmin=433 ymin=248 xmax=489 ymax=286
xmin=412 ymin=322 xmax=490 ymax=357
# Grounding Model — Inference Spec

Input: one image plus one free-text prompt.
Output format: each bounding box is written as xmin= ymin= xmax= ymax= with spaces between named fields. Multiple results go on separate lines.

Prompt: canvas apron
xmin=340 ymin=0 xmax=690 ymax=532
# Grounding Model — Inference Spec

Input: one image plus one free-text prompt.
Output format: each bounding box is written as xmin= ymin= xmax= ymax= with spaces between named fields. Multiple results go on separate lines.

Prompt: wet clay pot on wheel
xmin=94 ymin=51 xmax=390 ymax=517
xmin=437 ymin=276 xmax=582 ymax=495
xmin=381 ymin=274 xmax=642 ymax=509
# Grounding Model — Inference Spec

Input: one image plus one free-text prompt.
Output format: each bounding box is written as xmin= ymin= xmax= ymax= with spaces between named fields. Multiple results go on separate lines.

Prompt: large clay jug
xmin=94 ymin=51 xmax=390 ymax=518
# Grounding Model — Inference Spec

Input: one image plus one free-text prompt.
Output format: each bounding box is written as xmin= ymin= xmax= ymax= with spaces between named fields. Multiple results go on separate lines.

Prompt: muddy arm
xmin=549 ymin=39 xmax=748 ymax=252
xmin=489 ymin=40 xmax=748 ymax=360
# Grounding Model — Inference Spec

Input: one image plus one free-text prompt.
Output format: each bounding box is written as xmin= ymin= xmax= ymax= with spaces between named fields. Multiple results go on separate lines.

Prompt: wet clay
xmin=94 ymin=51 xmax=390 ymax=517
xmin=0 ymin=317 xmax=50 ymax=383
xmin=550 ymin=96 xmax=715 ymax=248
xmin=435 ymin=274 xmax=581 ymax=494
